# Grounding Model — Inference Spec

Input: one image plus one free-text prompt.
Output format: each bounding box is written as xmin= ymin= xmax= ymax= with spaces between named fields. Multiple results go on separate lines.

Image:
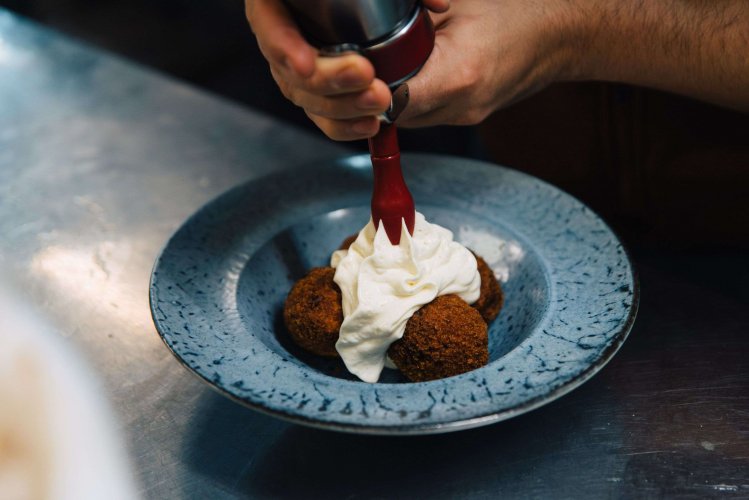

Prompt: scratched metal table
xmin=2 ymin=10 xmax=748 ymax=499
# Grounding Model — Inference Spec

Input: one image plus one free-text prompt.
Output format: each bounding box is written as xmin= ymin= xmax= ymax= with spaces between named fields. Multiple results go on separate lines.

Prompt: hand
xmin=399 ymin=0 xmax=577 ymax=127
xmin=247 ymin=0 xmax=749 ymax=140
xmin=401 ymin=0 xmax=749 ymax=121
xmin=245 ymin=0 xmax=450 ymax=140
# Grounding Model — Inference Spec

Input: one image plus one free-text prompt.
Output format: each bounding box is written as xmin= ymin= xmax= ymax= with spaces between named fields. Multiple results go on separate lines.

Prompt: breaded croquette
xmin=389 ymin=295 xmax=488 ymax=382
xmin=283 ymin=267 xmax=342 ymax=357
xmin=471 ymin=254 xmax=503 ymax=323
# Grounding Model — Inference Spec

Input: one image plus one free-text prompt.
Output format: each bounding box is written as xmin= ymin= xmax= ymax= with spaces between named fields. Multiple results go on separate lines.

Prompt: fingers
xmin=246 ymin=0 xmax=455 ymax=138
xmin=245 ymin=0 xmax=315 ymax=78
xmin=248 ymin=0 xmax=377 ymax=96
xmin=306 ymin=113 xmax=381 ymax=141
xmin=278 ymin=54 xmax=376 ymax=96
xmin=301 ymin=78 xmax=389 ymax=140
xmin=247 ymin=0 xmax=386 ymax=140
xmin=274 ymin=72 xmax=391 ymax=119
xmin=423 ymin=0 xmax=451 ymax=13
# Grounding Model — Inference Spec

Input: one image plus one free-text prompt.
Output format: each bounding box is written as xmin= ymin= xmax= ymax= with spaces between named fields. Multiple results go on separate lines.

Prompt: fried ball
xmin=283 ymin=267 xmax=342 ymax=357
xmin=339 ymin=234 xmax=357 ymax=250
xmin=471 ymin=254 xmax=504 ymax=323
xmin=389 ymin=295 xmax=488 ymax=382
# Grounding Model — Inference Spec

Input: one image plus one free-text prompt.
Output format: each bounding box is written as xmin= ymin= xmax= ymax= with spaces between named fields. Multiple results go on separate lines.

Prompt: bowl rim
xmin=149 ymin=153 xmax=640 ymax=435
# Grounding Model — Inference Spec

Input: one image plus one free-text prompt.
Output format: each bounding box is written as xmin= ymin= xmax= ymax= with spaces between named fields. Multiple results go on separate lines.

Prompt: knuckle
xmin=278 ymin=80 xmax=292 ymax=100
xmin=299 ymin=95 xmax=328 ymax=117
xmin=317 ymin=99 xmax=346 ymax=119
xmin=456 ymin=63 xmax=482 ymax=92
xmin=282 ymin=86 xmax=306 ymax=109
xmin=255 ymin=40 xmax=278 ymax=65
xmin=273 ymin=75 xmax=294 ymax=101
xmin=287 ymin=88 xmax=303 ymax=107
xmin=312 ymin=97 xmax=355 ymax=120
xmin=272 ymin=74 xmax=302 ymax=106
xmin=309 ymin=98 xmax=330 ymax=117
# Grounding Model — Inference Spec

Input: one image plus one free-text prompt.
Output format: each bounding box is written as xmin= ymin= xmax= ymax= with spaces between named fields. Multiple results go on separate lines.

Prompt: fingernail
xmin=335 ymin=66 xmax=367 ymax=89
xmin=352 ymin=119 xmax=376 ymax=136
xmin=356 ymin=90 xmax=382 ymax=110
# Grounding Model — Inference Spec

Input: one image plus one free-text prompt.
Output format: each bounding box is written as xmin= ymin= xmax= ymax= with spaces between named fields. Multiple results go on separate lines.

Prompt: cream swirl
xmin=331 ymin=212 xmax=481 ymax=383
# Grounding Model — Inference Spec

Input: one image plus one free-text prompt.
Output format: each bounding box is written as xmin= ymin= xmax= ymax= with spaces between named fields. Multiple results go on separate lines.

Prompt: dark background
xmin=5 ymin=0 xmax=749 ymax=248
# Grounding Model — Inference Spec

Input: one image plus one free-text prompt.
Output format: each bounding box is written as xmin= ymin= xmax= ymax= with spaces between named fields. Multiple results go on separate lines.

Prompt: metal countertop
xmin=1 ymin=10 xmax=747 ymax=499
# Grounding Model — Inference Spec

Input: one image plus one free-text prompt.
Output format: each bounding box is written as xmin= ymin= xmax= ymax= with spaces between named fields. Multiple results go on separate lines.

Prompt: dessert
xmin=283 ymin=212 xmax=503 ymax=383
xmin=472 ymin=254 xmax=504 ymax=323
xmin=283 ymin=267 xmax=342 ymax=357
xmin=338 ymin=234 xmax=358 ymax=251
xmin=340 ymin=237 xmax=503 ymax=323
xmin=332 ymin=212 xmax=482 ymax=382
xmin=389 ymin=295 xmax=488 ymax=382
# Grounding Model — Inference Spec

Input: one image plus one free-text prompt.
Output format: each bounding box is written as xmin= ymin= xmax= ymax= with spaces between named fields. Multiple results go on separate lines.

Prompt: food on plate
xmin=338 ymin=233 xmax=357 ymax=251
xmin=283 ymin=212 xmax=503 ymax=382
xmin=340 ymin=236 xmax=502 ymax=323
xmin=388 ymin=294 xmax=488 ymax=382
xmin=283 ymin=267 xmax=342 ymax=357
xmin=472 ymin=254 xmax=504 ymax=323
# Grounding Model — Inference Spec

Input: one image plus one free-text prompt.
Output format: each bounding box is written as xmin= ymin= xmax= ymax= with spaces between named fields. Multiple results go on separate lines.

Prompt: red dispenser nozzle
xmin=368 ymin=124 xmax=415 ymax=245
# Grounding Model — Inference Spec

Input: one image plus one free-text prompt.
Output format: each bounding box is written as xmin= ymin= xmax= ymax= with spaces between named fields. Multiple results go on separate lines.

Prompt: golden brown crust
xmin=283 ymin=267 xmax=342 ymax=357
xmin=471 ymin=254 xmax=504 ymax=323
xmin=339 ymin=234 xmax=358 ymax=251
xmin=389 ymin=295 xmax=488 ymax=382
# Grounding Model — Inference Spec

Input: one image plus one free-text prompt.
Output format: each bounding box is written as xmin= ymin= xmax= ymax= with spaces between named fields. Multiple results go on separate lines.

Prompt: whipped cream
xmin=331 ymin=212 xmax=481 ymax=383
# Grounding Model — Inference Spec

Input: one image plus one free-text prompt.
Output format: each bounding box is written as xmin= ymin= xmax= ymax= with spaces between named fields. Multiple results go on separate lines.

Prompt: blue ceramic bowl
xmin=150 ymin=154 xmax=638 ymax=434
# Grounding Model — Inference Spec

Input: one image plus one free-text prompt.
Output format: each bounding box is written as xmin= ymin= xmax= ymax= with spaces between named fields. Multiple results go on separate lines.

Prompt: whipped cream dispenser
xmin=282 ymin=0 xmax=436 ymax=244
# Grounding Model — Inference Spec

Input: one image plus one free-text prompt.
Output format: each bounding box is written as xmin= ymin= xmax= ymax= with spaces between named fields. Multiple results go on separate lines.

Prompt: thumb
xmin=396 ymin=42 xmax=452 ymax=128
xmin=246 ymin=0 xmax=316 ymax=78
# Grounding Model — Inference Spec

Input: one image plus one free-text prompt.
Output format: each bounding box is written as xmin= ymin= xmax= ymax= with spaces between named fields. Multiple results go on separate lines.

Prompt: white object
xmin=0 ymin=285 xmax=138 ymax=500
xmin=331 ymin=213 xmax=481 ymax=382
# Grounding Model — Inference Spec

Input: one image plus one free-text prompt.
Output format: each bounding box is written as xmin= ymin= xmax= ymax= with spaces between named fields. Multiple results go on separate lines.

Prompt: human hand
xmin=401 ymin=0 xmax=749 ymax=121
xmin=248 ymin=0 xmax=749 ymax=138
xmin=245 ymin=0 xmax=451 ymax=140
xmin=398 ymin=0 xmax=578 ymax=127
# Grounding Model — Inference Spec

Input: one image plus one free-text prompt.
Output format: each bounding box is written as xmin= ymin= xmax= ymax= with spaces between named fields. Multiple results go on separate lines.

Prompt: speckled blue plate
xmin=150 ymin=153 xmax=638 ymax=434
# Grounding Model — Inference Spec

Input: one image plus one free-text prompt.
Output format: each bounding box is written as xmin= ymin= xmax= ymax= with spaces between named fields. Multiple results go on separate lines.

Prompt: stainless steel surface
xmin=283 ymin=0 xmax=417 ymax=46
xmin=2 ymin=9 xmax=748 ymax=499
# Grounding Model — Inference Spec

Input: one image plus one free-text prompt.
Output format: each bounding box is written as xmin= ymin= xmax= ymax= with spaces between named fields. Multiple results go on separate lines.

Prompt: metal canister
xmin=283 ymin=0 xmax=434 ymax=87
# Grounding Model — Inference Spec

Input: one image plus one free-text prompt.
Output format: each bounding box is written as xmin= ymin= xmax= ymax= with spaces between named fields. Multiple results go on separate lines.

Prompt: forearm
xmin=571 ymin=0 xmax=749 ymax=110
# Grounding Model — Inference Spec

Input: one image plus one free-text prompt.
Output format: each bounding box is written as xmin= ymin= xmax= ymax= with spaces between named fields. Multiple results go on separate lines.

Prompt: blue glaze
xmin=150 ymin=154 xmax=638 ymax=434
